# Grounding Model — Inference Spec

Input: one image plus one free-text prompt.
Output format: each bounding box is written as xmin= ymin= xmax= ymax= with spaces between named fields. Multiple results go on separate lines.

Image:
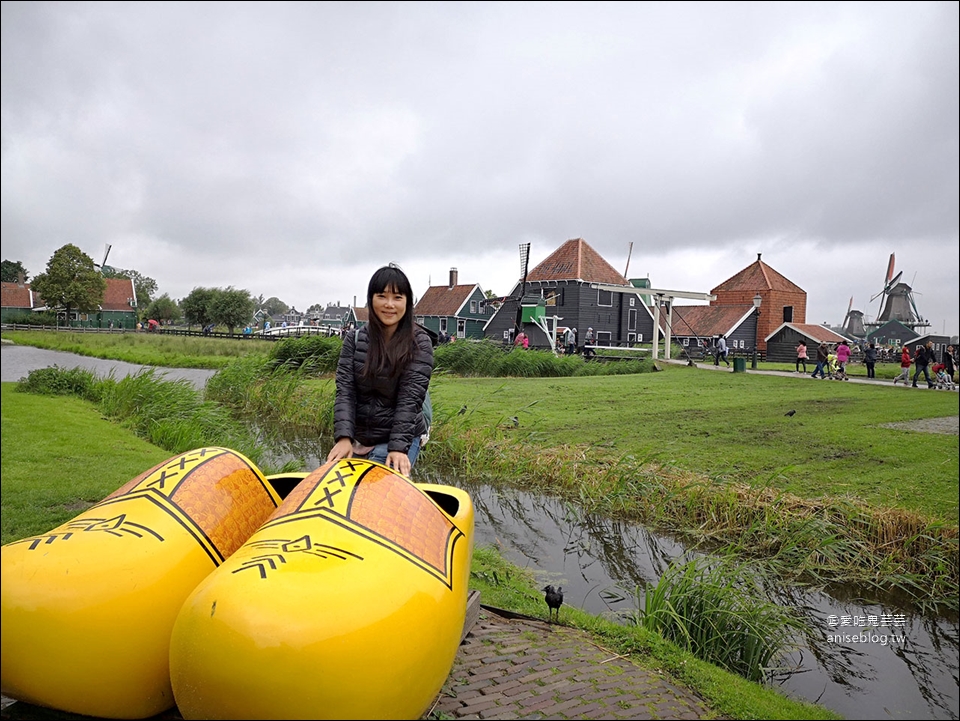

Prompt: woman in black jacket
xmin=326 ymin=264 xmax=434 ymax=476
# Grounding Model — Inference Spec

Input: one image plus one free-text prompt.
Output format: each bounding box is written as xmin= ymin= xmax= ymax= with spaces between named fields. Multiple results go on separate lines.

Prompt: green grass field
xmin=429 ymin=366 xmax=959 ymax=522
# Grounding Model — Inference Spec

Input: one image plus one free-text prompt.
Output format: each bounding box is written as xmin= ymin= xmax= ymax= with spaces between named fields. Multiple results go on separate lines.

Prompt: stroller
xmin=827 ymin=353 xmax=849 ymax=381
xmin=932 ymin=363 xmax=956 ymax=390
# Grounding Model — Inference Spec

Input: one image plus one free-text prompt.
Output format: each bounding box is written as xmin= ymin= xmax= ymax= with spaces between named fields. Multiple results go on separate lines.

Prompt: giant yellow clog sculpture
xmin=0 ymin=447 xmax=282 ymax=719
xmin=169 ymin=458 xmax=475 ymax=720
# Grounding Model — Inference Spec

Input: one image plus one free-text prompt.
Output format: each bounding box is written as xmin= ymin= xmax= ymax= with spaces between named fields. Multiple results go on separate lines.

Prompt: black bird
xmin=784 ymin=409 xmax=796 ymax=417
xmin=543 ymin=585 xmax=564 ymax=622
xmin=458 ymin=405 xmax=467 ymax=415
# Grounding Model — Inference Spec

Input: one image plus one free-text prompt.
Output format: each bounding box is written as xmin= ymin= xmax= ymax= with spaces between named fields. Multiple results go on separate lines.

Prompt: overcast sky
xmin=3 ymin=2 xmax=958 ymax=334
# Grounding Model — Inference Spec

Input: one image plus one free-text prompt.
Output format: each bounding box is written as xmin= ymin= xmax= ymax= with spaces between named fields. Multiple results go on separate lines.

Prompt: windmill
xmin=865 ymin=253 xmax=929 ymax=332
xmin=94 ymin=244 xmax=113 ymax=275
xmin=841 ymin=296 xmax=867 ymax=338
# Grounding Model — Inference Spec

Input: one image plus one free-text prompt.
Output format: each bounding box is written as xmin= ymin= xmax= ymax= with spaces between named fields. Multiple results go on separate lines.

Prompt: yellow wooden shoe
xmin=169 ymin=458 xmax=475 ymax=720
xmin=0 ymin=447 xmax=282 ymax=719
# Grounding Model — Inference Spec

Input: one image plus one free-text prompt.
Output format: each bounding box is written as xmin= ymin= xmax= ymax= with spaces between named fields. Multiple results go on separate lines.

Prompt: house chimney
xmin=449 ymin=268 xmax=458 ymax=289
xmin=757 ymin=253 xmax=762 ymax=261
xmin=17 ymin=271 xmax=25 ymax=287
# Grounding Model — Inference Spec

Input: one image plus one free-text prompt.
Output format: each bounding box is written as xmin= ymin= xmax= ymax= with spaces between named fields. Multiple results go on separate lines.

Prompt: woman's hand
xmin=326 ymin=437 xmax=354 ymax=463
xmin=385 ymin=451 xmax=411 ymax=477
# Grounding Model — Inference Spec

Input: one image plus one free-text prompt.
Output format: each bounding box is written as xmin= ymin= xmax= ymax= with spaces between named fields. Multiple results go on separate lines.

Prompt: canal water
xmin=445 ymin=480 xmax=959 ymax=721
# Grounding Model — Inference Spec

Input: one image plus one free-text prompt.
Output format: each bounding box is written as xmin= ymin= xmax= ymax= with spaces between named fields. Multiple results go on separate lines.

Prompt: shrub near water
xmin=631 ymin=556 xmax=803 ymax=683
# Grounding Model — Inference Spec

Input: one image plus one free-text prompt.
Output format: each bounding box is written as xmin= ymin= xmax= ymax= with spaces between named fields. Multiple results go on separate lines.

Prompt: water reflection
xmin=442 ymin=479 xmax=959 ymax=721
xmin=261 ymin=441 xmax=959 ymax=721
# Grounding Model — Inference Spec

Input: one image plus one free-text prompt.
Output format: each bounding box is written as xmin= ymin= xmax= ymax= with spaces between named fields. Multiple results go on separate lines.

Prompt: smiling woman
xmin=326 ymin=265 xmax=434 ymax=477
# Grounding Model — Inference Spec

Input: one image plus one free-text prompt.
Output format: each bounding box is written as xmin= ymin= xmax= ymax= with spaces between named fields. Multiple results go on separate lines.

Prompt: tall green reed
xmin=630 ymin=556 xmax=803 ymax=683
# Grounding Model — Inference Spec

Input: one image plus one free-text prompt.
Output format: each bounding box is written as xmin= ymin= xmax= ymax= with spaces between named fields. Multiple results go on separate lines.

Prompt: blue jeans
xmin=356 ymin=436 xmax=422 ymax=470
xmin=812 ymin=361 xmax=826 ymax=378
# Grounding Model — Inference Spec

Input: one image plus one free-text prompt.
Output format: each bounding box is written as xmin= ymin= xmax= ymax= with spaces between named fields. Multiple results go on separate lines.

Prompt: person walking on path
xmin=583 ymin=327 xmax=595 ymax=358
xmin=714 ymin=335 xmax=730 ymax=366
xmin=811 ymin=342 xmax=829 ymax=379
xmin=327 ymin=264 xmax=434 ymax=477
xmin=912 ymin=342 xmax=935 ymax=388
xmin=863 ymin=342 xmax=878 ymax=379
xmin=894 ymin=345 xmax=912 ymax=385
xmin=795 ymin=340 xmax=808 ymax=373
xmin=836 ymin=340 xmax=851 ymax=376
xmin=942 ymin=345 xmax=956 ymax=384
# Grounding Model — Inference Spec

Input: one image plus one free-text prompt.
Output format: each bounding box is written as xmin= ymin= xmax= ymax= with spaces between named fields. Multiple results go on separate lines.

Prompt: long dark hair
xmin=363 ymin=264 xmax=417 ymax=379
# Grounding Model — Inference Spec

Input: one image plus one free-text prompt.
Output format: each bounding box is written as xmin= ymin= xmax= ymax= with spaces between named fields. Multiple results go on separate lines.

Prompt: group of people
xmin=796 ymin=338 xmax=957 ymax=388
xmin=802 ymin=339 xmax=853 ymax=380
xmin=515 ymin=325 xmax=596 ymax=357
xmin=894 ymin=341 xmax=956 ymax=389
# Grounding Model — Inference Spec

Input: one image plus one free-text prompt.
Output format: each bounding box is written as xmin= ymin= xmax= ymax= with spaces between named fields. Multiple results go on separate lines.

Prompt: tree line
xmin=2 ymin=244 xmax=296 ymax=334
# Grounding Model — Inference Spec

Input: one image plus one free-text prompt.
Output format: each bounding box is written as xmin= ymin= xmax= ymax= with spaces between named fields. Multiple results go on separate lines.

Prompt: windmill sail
xmin=514 ymin=243 xmax=531 ymax=333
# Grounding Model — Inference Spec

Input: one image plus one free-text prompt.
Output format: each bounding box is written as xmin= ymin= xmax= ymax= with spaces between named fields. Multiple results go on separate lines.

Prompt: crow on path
xmin=543 ymin=585 xmax=564 ymax=622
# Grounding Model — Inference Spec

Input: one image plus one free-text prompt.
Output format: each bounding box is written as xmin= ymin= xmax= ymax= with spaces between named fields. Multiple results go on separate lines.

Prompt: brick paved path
xmin=2 ymin=608 xmax=711 ymax=721
xmin=428 ymin=607 xmax=710 ymax=720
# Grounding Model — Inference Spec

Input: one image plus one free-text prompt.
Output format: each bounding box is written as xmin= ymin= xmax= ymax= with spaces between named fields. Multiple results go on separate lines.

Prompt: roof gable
xmin=527 ymin=238 xmax=629 ymax=286
xmin=766 ymin=323 xmax=849 ymax=344
xmin=712 ymin=254 xmax=805 ymax=295
xmin=414 ymin=284 xmax=482 ymax=317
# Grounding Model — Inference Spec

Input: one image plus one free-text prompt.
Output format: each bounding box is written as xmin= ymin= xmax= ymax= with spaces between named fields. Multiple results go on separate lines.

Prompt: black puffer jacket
xmin=332 ymin=325 xmax=433 ymax=453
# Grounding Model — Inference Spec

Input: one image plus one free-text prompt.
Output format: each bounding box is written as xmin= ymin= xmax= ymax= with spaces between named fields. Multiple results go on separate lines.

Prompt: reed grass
xmin=16 ymin=366 xmax=268 ymax=468
xmin=629 ymin=556 xmax=804 ymax=683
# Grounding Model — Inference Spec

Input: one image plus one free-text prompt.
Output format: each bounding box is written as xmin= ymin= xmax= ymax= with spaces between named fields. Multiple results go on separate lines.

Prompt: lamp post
xmin=751 ymin=293 xmax=762 ymax=369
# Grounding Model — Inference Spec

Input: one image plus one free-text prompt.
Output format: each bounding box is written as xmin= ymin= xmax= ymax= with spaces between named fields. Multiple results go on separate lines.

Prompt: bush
xmin=2 ymin=310 xmax=59 ymax=326
xmin=267 ymin=335 xmax=342 ymax=373
xmin=435 ymin=339 xmax=654 ymax=377
xmin=16 ymin=366 xmax=102 ymax=401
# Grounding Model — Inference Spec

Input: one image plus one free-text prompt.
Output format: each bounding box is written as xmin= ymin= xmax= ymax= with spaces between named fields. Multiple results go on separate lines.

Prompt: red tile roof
xmin=354 ymin=307 xmax=369 ymax=322
xmin=414 ymin=284 xmax=478 ymax=316
xmin=661 ymin=304 xmax=754 ymax=337
xmin=527 ymin=238 xmax=630 ymax=285
xmin=712 ymin=254 xmax=805 ymax=294
xmin=102 ymin=278 xmax=137 ymax=311
xmin=1 ymin=281 xmax=34 ymax=309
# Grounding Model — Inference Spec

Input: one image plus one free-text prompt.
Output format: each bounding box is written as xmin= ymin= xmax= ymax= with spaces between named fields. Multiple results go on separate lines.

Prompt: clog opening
xmin=424 ymin=490 xmax=460 ymax=516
